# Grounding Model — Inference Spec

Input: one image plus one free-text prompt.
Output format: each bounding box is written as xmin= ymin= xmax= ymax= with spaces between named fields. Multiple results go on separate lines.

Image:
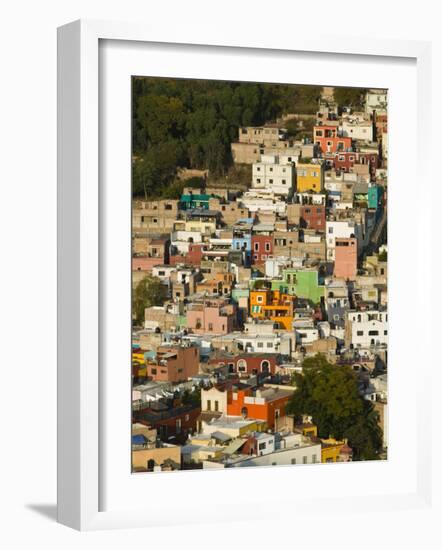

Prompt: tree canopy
xmin=287 ymin=354 xmax=383 ymax=460
xmin=132 ymin=275 xmax=168 ymax=326
xmin=132 ymin=77 xmax=322 ymax=198
xmin=333 ymin=86 xmax=367 ymax=109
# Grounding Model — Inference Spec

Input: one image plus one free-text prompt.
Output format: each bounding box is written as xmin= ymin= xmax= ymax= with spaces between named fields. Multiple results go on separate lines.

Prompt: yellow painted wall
xmin=296 ymin=163 xmax=324 ymax=192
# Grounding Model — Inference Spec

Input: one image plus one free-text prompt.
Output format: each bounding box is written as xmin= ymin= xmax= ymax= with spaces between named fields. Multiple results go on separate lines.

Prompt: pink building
xmin=334 ymin=237 xmax=357 ymax=280
xmin=186 ymin=299 xmax=236 ymax=335
xmin=132 ymin=237 xmax=169 ymax=272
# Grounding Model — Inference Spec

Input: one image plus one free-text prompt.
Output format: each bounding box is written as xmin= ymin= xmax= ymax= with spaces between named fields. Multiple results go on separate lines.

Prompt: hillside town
xmin=131 ymin=85 xmax=388 ymax=473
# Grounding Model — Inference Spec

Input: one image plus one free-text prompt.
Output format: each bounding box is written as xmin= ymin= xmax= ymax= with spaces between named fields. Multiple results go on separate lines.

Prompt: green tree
xmin=132 ymin=275 xmax=168 ymax=326
xmin=287 ymin=354 xmax=383 ymax=460
xmin=132 ymin=141 xmax=182 ymax=199
xmin=334 ymin=87 xmax=367 ymax=109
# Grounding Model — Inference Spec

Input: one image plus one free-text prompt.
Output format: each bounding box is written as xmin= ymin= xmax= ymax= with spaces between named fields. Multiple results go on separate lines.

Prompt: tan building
xmin=132 ymin=443 xmax=181 ymax=472
xmin=273 ymin=230 xmax=300 ymax=258
xmin=209 ymin=198 xmax=250 ymax=225
xmin=238 ymin=124 xmax=286 ymax=145
xmin=132 ymin=199 xmax=178 ymax=234
xmin=145 ymin=344 xmax=200 ymax=383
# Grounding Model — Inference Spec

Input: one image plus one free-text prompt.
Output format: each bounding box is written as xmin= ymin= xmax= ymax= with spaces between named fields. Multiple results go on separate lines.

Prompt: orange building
xmin=226 ymin=386 xmax=293 ymax=429
xmin=250 ymin=288 xmax=296 ymax=330
xmin=313 ymin=125 xmax=352 ymax=155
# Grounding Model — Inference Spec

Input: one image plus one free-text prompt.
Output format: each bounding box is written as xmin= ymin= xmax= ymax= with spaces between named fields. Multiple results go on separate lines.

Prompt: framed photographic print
xmin=57 ymin=19 xmax=432 ymax=531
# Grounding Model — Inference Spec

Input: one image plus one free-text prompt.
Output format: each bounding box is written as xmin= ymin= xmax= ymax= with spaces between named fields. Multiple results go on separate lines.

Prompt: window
xmin=165 ymin=204 xmax=172 ymax=210
xmin=158 ymin=270 xmax=165 ymax=276
xmin=291 ymin=458 xmax=296 ymax=465
xmin=266 ymin=342 xmax=273 ymax=348
xmin=256 ymin=178 xmax=261 ymax=183
xmin=265 ymin=242 xmax=271 ymax=252
xmin=328 ymin=226 xmax=334 ymax=234
xmin=384 ymin=330 xmax=388 ymax=335
xmin=302 ymin=456 xmax=307 ymax=464
xmin=357 ymin=331 xmax=364 ymax=336
xmin=214 ymin=400 xmax=219 ymax=412
xmin=256 ymin=295 xmax=263 ymax=303
xmin=312 ymin=454 xmax=317 ymax=464
xmin=282 ymin=179 xmax=286 ymax=184
xmin=261 ymin=360 xmax=270 ymax=372
xmin=368 ymin=330 xmax=379 ymax=336
xmin=176 ymin=419 xmax=181 ymax=433
xmin=269 ymin=179 xmax=274 ymax=184
xmin=153 ymin=219 xmax=158 ymax=224
xmin=257 ymin=342 xmax=264 ymax=348
xmin=259 ymin=442 xmax=266 ymax=451
xmin=208 ymin=323 xmax=213 ymax=331
xmin=237 ymin=359 xmax=247 ymax=372
xmin=206 ymin=400 xmax=211 ymax=411
xmin=185 ymin=414 xmax=189 ymax=421
xmin=151 ymin=368 xmax=157 ymax=375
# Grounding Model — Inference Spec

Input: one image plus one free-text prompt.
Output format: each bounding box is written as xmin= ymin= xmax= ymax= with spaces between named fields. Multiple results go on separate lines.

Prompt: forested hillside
xmin=132 ymin=77 xmax=321 ymax=198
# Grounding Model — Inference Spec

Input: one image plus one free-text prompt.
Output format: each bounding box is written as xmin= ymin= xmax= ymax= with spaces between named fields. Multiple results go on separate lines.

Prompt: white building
xmin=201 ymin=386 xmax=228 ymax=414
xmin=341 ymin=119 xmax=374 ymax=141
xmin=346 ymin=310 xmax=388 ymax=348
xmin=240 ymin=191 xmax=287 ymax=214
xmin=365 ymin=89 xmax=388 ymax=115
xmin=236 ymin=332 xmax=293 ymax=356
xmin=294 ymin=326 xmax=319 ymax=345
xmin=252 ymin=155 xmax=295 ymax=196
xmin=229 ymin=442 xmax=321 ymax=468
xmin=326 ymin=220 xmax=361 ymax=260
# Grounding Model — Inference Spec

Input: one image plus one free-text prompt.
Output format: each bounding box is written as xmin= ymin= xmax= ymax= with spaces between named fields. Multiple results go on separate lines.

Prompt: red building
xmin=300 ymin=205 xmax=326 ymax=231
xmin=169 ymin=243 xmax=205 ymax=266
xmin=330 ymin=151 xmax=379 ymax=178
xmin=209 ymin=353 xmax=280 ymax=375
xmin=252 ymin=234 xmax=273 ymax=265
xmin=133 ymin=404 xmax=200 ymax=444
xmin=334 ymin=237 xmax=357 ymax=280
xmin=314 ymin=125 xmax=352 ymax=155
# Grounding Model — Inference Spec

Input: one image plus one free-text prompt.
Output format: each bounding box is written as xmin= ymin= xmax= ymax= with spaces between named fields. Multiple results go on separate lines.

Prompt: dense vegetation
xmin=287 ymin=354 xmax=383 ymax=460
xmin=132 ymin=275 xmax=168 ymax=326
xmin=132 ymin=77 xmax=322 ymax=198
xmin=333 ymin=86 xmax=367 ymax=109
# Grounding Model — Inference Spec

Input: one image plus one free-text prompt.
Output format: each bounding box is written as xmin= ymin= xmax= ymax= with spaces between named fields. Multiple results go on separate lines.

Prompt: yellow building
xmin=320 ymin=437 xmax=353 ymax=463
xmin=250 ymin=289 xmax=296 ymax=330
xmin=296 ymin=162 xmax=324 ymax=193
xmin=173 ymin=218 xmax=216 ymax=236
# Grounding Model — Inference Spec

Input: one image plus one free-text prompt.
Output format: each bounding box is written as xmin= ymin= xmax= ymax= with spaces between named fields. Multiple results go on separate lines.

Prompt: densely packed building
xmin=131 ymin=87 xmax=388 ymax=472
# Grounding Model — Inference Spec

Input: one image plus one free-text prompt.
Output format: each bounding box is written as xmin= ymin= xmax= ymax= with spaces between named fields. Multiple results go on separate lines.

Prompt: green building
xmin=368 ymin=185 xmax=383 ymax=210
xmin=179 ymin=193 xmax=211 ymax=210
xmin=272 ymin=269 xmax=325 ymax=304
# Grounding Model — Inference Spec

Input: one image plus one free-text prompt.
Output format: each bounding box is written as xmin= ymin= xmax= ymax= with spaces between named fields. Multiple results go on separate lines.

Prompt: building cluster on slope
xmin=131 ymin=87 xmax=388 ymax=472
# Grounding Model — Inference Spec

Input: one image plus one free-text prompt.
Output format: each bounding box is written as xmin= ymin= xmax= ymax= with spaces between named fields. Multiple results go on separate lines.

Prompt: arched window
xmin=261 ymin=360 xmax=270 ymax=373
xmin=237 ymin=359 xmax=247 ymax=373
xmin=241 ymin=406 xmax=248 ymax=418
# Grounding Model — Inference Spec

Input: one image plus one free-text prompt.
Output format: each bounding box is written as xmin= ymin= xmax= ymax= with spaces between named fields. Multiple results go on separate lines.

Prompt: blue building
xmin=231 ymin=218 xmax=253 ymax=267
xmin=368 ymin=184 xmax=383 ymax=210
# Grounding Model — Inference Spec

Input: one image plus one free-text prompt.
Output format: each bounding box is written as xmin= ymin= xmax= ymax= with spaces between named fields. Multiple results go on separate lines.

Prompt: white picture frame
xmin=57 ymin=19 xmax=433 ymax=531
